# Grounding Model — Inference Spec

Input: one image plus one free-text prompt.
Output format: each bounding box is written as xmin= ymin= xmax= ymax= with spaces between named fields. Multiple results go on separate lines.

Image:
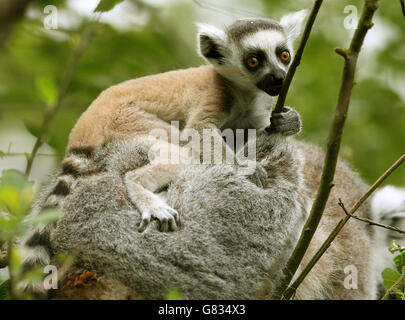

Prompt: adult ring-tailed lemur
xmin=29 ymin=112 xmax=403 ymax=300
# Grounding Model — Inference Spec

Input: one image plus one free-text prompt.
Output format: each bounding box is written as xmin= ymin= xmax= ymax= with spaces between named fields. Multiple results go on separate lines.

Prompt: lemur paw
xmin=138 ymin=198 xmax=179 ymax=233
xmin=266 ymin=106 xmax=302 ymax=136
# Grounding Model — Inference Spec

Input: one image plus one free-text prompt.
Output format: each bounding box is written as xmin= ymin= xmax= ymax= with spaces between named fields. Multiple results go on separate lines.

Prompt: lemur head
xmin=197 ymin=10 xmax=307 ymax=96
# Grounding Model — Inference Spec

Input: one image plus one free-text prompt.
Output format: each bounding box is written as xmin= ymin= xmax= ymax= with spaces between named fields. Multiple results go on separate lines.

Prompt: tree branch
xmin=339 ymin=198 xmax=405 ymax=234
xmin=382 ymin=274 xmax=405 ymax=300
xmin=272 ymin=0 xmax=323 ymax=114
xmin=400 ymin=0 xmax=405 ymax=19
xmin=24 ymin=24 xmax=100 ymax=176
xmin=269 ymin=0 xmax=380 ymax=300
xmin=0 ymin=0 xmax=34 ymax=46
xmin=0 ymin=244 xmax=7 ymax=269
xmin=281 ymin=153 xmax=405 ymax=300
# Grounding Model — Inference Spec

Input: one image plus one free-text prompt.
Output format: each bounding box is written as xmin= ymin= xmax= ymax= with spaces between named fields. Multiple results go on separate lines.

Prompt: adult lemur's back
xmin=40 ymin=130 xmax=378 ymax=300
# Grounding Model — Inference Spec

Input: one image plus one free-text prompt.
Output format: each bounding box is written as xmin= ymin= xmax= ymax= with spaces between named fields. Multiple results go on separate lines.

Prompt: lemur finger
xmin=159 ymin=217 xmax=169 ymax=232
xmin=268 ymin=106 xmax=302 ymax=136
xmin=276 ymin=122 xmax=301 ymax=135
xmin=170 ymin=209 xmax=180 ymax=226
xmin=138 ymin=212 xmax=151 ymax=232
xmin=168 ymin=216 xmax=178 ymax=232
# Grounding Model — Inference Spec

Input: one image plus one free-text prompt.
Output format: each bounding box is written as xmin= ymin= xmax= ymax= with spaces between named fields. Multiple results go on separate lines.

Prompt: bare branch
xmin=282 ymin=153 xmax=405 ymax=300
xmin=24 ymin=24 xmax=100 ymax=176
xmin=268 ymin=0 xmax=380 ymax=300
xmin=339 ymin=198 xmax=405 ymax=234
xmin=272 ymin=0 xmax=324 ymax=114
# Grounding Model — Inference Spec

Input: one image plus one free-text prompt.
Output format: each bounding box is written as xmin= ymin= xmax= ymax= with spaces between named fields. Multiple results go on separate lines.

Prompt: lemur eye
xmin=247 ymin=57 xmax=260 ymax=68
xmin=280 ymin=50 xmax=290 ymax=63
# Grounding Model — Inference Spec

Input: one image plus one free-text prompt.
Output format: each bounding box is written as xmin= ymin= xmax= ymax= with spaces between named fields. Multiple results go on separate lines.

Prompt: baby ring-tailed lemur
xmin=21 ymin=11 xmax=308 ymax=277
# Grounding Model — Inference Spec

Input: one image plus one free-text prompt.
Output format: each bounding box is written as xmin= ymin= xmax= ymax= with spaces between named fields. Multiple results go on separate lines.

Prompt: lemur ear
xmin=280 ymin=9 xmax=308 ymax=42
xmin=196 ymin=23 xmax=229 ymax=63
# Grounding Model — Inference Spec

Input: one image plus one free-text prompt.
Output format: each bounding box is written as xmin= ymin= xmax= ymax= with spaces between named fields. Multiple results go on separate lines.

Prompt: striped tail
xmin=20 ymin=147 xmax=95 ymax=294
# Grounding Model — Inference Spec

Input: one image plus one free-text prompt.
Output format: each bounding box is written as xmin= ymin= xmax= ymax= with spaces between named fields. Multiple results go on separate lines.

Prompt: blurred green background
xmin=0 ymin=0 xmax=404 ymax=187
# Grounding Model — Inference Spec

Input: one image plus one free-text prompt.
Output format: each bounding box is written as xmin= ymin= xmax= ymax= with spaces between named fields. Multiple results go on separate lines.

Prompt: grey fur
xmin=23 ymin=108 xmax=382 ymax=299
xmin=49 ymin=131 xmax=309 ymax=299
xmin=226 ymin=18 xmax=284 ymax=43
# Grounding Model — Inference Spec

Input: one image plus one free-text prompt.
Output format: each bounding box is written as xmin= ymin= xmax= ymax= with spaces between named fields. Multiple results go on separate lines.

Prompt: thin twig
xmin=272 ymin=0 xmax=323 ymax=114
xmin=382 ymin=274 xmax=405 ymax=300
xmin=269 ymin=0 xmax=380 ymax=300
xmin=7 ymin=242 xmax=19 ymax=299
xmin=339 ymin=198 xmax=405 ymax=234
xmin=0 ymin=151 xmax=59 ymax=158
xmin=400 ymin=0 xmax=405 ymax=18
xmin=24 ymin=24 xmax=100 ymax=176
xmin=282 ymin=153 xmax=405 ymax=300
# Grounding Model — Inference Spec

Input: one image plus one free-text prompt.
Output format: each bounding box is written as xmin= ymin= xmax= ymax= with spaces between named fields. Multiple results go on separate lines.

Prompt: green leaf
xmin=394 ymin=289 xmax=405 ymax=300
xmin=0 ymin=170 xmax=34 ymax=218
xmin=0 ymin=280 xmax=11 ymax=300
xmin=35 ymin=75 xmax=58 ymax=106
xmin=0 ymin=215 xmax=18 ymax=240
xmin=0 ymin=169 xmax=32 ymax=191
xmin=165 ymin=288 xmax=183 ymax=300
xmin=382 ymin=268 xmax=401 ymax=290
xmin=394 ymin=252 xmax=405 ymax=274
xmin=94 ymin=0 xmax=125 ymax=12
xmin=389 ymin=240 xmax=405 ymax=254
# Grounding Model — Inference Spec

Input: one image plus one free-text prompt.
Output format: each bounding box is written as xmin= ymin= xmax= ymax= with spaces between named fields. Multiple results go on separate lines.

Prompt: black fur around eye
xmin=244 ymin=49 xmax=266 ymax=71
xmin=276 ymin=46 xmax=291 ymax=64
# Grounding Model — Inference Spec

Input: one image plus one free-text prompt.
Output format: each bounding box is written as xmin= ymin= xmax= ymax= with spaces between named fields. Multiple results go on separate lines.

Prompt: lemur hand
xmin=138 ymin=197 xmax=179 ymax=233
xmin=266 ymin=106 xmax=302 ymax=136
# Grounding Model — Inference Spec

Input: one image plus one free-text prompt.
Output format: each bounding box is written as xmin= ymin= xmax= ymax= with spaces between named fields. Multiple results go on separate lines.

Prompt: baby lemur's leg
xmin=124 ymin=136 xmax=195 ymax=232
xmin=182 ymin=106 xmax=237 ymax=165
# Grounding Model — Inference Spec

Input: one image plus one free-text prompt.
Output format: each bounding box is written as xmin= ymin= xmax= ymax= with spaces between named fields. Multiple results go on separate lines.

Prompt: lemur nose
xmin=256 ymin=70 xmax=286 ymax=96
xmin=270 ymin=71 xmax=285 ymax=86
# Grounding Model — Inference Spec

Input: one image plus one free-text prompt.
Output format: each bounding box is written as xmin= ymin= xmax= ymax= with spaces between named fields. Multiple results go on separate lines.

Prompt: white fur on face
xmin=241 ymin=30 xmax=290 ymax=72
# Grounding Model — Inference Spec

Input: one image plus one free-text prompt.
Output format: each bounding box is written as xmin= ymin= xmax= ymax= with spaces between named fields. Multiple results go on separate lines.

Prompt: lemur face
xmin=197 ymin=10 xmax=307 ymax=96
